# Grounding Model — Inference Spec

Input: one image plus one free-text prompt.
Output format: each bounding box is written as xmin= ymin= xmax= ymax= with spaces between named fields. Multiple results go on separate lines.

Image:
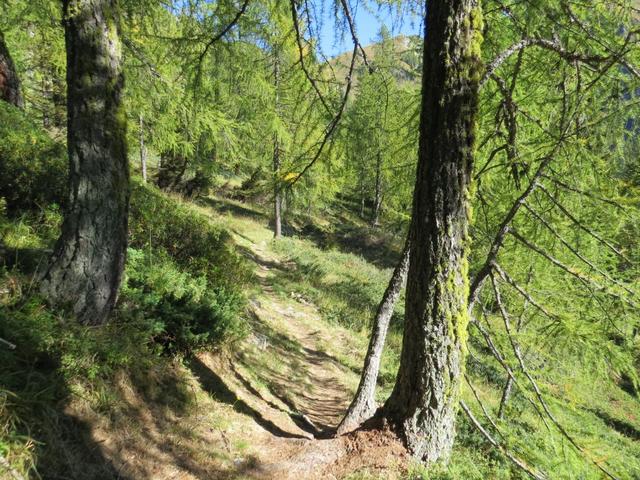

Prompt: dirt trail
xmin=199 ymin=234 xmax=354 ymax=437
xmin=80 ymin=217 xmax=407 ymax=480
xmin=192 ymin=232 xmax=407 ymax=479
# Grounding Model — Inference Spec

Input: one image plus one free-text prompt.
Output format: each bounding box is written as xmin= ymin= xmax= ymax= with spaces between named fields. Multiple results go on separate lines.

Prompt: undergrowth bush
xmin=122 ymin=247 xmax=247 ymax=353
xmin=129 ymin=179 xmax=252 ymax=288
xmin=0 ymin=103 xmax=67 ymax=213
xmin=0 ymin=175 xmax=251 ymax=477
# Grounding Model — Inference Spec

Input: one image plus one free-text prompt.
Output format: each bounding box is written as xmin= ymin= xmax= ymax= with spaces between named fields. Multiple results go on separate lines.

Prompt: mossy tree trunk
xmin=337 ymin=239 xmax=410 ymax=435
xmin=0 ymin=30 xmax=23 ymax=108
xmin=40 ymin=0 xmax=129 ymax=326
xmin=382 ymin=0 xmax=482 ymax=463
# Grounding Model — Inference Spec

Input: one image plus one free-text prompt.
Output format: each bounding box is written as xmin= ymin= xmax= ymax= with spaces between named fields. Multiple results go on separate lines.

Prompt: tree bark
xmin=139 ymin=113 xmax=147 ymax=182
xmin=382 ymin=0 xmax=483 ymax=463
xmin=360 ymin=175 xmax=366 ymax=218
xmin=372 ymin=151 xmax=382 ymax=226
xmin=274 ymin=138 xmax=282 ymax=238
xmin=40 ymin=0 xmax=129 ymax=326
xmin=0 ymin=31 xmax=23 ymax=108
xmin=337 ymin=240 xmax=410 ymax=435
xmin=497 ymin=376 xmax=514 ymax=419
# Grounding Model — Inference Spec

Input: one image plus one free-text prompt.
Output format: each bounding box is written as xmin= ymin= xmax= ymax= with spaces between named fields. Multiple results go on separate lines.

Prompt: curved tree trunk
xmin=336 ymin=240 xmax=410 ymax=435
xmin=40 ymin=0 xmax=129 ymax=326
xmin=382 ymin=0 xmax=482 ymax=463
xmin=274 ymin=139 xmax=283 ymax=238
xmin=0 ymin=31 xmax=23 ymax=108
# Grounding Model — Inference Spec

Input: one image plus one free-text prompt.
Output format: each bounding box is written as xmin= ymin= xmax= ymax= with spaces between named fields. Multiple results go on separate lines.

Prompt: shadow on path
xmin=188 ymin=356 xmax=308 ymax=440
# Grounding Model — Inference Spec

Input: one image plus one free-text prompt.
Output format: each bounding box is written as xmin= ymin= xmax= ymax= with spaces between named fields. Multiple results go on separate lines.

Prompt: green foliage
xmin=0 ymin=0 xmax=639 ymax=477
xmin=129 ymin=179 xmax=252 ymax=288
xmin=340 ymin=31 xmax=419 ymax=228
xmin=122 ymin=247 xmax=247 ymax=353
xmin=0 ymin=102 xmax=66 ymax=213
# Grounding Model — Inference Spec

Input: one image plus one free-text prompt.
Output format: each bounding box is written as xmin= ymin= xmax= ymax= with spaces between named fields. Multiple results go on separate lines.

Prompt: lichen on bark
xmin=381 ymin=0 xmax=483 ymax=464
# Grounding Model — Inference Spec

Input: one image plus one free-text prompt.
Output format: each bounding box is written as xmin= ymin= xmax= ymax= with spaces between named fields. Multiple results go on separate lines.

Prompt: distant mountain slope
xmin=325 ymin=35 xmax=422 ymax=85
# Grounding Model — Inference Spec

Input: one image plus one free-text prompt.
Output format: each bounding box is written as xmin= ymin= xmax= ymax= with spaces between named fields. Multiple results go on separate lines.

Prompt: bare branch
xmin=288 ymin=45 xmax=358 ymax=187
xmin=537 ymin=183 xmax=631 ymax=263
xmin=460 ymin=400 xmax=548 ymax=480
xmin=0 ymin=337 xmax=16 ymax=349
xmin=481 ymin=33 xmax=640 ymax=88
xmin=289 ymin=0 xmax=332 ymax=115
xmin=336 ymin=0 xmax=373 ymax=73
xmin=197 ymin=0 xmax=250 ymax=65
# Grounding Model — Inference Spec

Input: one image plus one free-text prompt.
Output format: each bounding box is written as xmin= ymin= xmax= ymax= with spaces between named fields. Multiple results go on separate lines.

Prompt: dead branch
xmin=490 ymin=274 xmax=620 ymax=480
xmin=537 ymin=183 xmax=630 ymax=263
xmin=460 ymin=400 xmax=548 ymax=480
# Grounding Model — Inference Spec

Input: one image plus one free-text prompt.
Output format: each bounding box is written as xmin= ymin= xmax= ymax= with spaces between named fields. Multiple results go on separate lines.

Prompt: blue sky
xmin=316 ymin=0 xmax=423 ymax=57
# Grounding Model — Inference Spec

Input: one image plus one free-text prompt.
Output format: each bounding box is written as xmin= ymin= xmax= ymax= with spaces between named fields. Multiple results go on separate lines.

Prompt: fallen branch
xmin=0 ymin=337 xmax=16 ymax=349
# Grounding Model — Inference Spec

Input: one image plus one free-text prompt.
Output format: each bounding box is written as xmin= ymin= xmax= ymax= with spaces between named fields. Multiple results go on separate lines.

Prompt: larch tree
xmin=273 ymin=48 xmax=283 ymax=238
xmin=381 ymin=0 xmax=483 ymax=462
xmin=0 ymin=30 xmax=23 ymax=108
xmin=337 ymin=238 xmax=410 ymax=435
xmin=40 ymin=0 xmax=129 ymax=326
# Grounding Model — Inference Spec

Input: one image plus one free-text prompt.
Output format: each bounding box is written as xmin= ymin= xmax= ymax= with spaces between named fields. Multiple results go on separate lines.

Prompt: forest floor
xmin=75 ymin=196 xmax=411 ymax=480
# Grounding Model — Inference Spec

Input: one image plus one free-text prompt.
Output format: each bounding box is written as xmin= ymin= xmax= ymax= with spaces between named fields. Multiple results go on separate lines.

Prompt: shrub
xmin=0 ymin=103 xmax=67 ymax=213
xmin=121 ymin=248 xmax=246 ymax=353
xmin=129 ymin=179 xmax=252 ymax=289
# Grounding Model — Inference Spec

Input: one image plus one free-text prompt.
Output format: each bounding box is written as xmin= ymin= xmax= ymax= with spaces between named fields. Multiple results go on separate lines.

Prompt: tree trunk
xmin=337 ymin=240 xmax=410 ymax=435
xmin=139 ymin=113 xmax=147 ymax=182
xmin=273 ymin=54 xmax=282 ymax=238
xmin=382 ymin=0 xmax=483 ymax=463
xmin=497 ymin=376 xmax=514 ymax=420
xmin=0 ymin=31 xmax=23 ymax=108
xmin=372 ymin=151 xmax=382 ymax=226
xmin=274 ymin=137 xmax=282 ymax=238
xmin=360 ymin=177 xmax=366 ymax=219
xmin=40 ymin=0 xmax=129 ymax=326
